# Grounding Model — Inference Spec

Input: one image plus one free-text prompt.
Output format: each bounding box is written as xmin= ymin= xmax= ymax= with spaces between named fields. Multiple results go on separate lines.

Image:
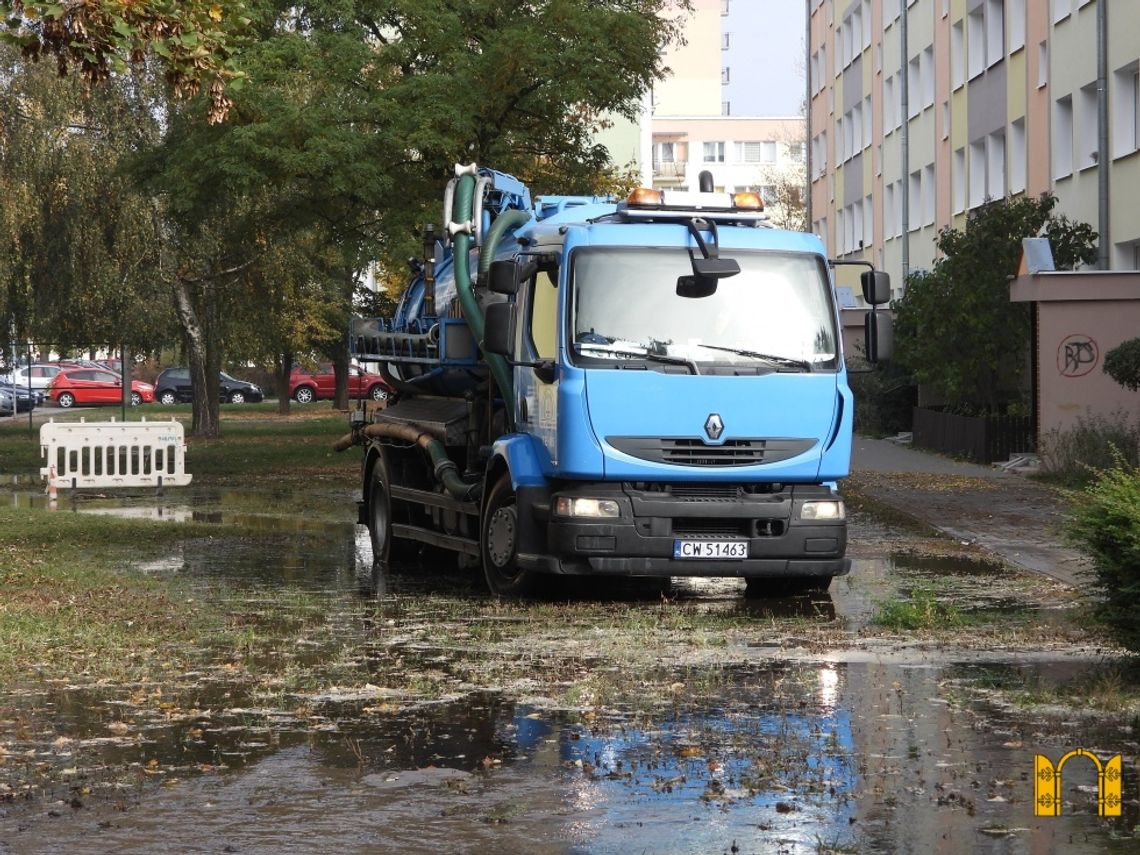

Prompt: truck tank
xmin=352 ymin=166 xmax=532 ymax=398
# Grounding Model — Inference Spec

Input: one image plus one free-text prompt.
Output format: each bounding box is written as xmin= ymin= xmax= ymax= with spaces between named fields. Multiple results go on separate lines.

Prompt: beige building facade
xmin=809 ymin=0 xmax=1140 ymax=300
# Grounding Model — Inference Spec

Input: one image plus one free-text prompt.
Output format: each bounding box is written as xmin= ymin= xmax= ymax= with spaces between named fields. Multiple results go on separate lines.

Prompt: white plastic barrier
xmin=40 ymin=418 xmax=192 ymax=490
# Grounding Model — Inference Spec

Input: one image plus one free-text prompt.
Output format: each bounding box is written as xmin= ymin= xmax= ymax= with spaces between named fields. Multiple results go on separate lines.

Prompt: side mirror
xmin=489 ymin=260 xmax=519 ymax=295
xmin=865 ymin=310 xmax=893 ymax=362
xmin=861 ymin=270 xmax=891 ymax=306
xmin=484 ymin=301 xmax=516 ymax=357
xmin=489 ymin=258 xmax=539 ymax=295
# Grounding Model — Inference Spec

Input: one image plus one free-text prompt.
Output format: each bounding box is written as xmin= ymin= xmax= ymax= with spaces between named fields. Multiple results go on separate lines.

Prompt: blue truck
xmin=341 ymin=164 xmax=891 ymax=596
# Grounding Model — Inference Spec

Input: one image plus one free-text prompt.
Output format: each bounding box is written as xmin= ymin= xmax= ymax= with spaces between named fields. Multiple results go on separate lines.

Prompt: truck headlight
xmin=554 ymin=497 xmax=621 ymax=518
xmin=801 ymin=500 xmax=845 ymax=521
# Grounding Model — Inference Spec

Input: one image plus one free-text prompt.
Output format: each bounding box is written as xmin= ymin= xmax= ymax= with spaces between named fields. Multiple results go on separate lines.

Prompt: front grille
xmin=669 ymin=484 xmax=743 ymax=500
xmin=673 ymin=518 xmax=787 ymax=538
xmin=674 ymin=519 xmax=751 ymax=537
xmin=608 ymin=436 xmax=815 ymax=467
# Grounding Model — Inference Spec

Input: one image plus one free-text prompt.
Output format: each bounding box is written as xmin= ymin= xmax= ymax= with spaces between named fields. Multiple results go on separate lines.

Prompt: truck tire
xmin=367 ymin=454 xmax=395 ymax=564
xmin=481 ymin=472 xmax=540 ymax=597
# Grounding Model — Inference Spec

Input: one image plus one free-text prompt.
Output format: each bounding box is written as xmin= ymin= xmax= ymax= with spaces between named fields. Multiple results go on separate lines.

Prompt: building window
xmin=923 ymin=164 xmax=936 ymax=226
xmin=1078 ymin=83 xmax=1098 ymax=170
xmin=722 ymin=101 xmax=731 ymax=116
xmin=884 ymin=183 xmax=896 ymax=239
xmin=884 ymin=74 xmax=896 ymax=132
xmin=1054 ymin=95 xmax=1073 ymax=179
xmin=703 ymin=141 xmax=725 ymax=163
xmin=985 ymin=0 xmax=1004 ymax=68
xmin=722 ymin=32 xmax=731 ymax=50
xmin=1009 ymin=0 xmax=1026 ymax=52
xmin=722 ymin=67 xmax=730 ymax=85
xmin=786 ymin=142 xmax=805 ymax=162
xmin=967 ymin=9 xmax=985 ymax=80
xmin=969 ymin=139 xmax=986 ymax=207
xmin=655 ymin=142 xmax=675 ymax=164
xmin=922 ymin=46 xmax=935 ymax=109
xmin=908 ymin=171 xmax=922 ymax=233
xmin=951 ymin=21 xmax=965 ymax=89
xmin=737 ymin=141 xmax=777 ymax=163
xmin=987 ymin=131 xmax=1006 ymax=200
xmin=1053 ymin=0 xmax=1071 ymax=24
xmin=1111 ymin=62 xmax=1140 ymax=158
xmin=1010 ymin=118 xmax=1027 ymax=193
xmin=953 ymin=147 xmax=967 ymax=213
xmin=908 ymin=55 xmax=921 ymax=119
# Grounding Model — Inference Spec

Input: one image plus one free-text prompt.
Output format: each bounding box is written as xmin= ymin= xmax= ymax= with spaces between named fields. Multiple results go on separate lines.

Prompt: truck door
xmin=516 ymin=267 xmax=559 ymax=465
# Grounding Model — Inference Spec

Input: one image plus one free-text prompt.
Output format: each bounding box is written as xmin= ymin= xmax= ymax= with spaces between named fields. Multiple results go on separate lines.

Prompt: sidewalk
xmin=847 ymin=436 xmax=1089 ymax=587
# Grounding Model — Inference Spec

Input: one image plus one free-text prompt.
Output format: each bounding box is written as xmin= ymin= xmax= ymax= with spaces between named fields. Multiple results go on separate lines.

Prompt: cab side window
xmin=527 ymin=270 xmax=558 ymax=360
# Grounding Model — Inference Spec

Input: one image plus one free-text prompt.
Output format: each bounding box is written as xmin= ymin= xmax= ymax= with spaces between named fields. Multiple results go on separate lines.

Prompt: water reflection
xmin=7 ymin=660 xmax=1136 ymax=854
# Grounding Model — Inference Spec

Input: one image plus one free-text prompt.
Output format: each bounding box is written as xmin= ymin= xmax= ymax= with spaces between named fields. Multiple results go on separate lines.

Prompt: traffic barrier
xmin=39 ymin=418 xmax=192 ymax=490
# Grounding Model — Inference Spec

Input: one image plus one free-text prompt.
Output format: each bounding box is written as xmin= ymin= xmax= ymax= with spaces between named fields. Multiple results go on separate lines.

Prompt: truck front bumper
xmin=516 ymin=482 xmax=849 ymax=579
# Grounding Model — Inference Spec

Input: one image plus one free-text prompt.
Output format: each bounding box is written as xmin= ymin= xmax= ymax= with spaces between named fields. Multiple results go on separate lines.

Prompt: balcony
xmin=653 ymin=161 xmax=687 ymax=180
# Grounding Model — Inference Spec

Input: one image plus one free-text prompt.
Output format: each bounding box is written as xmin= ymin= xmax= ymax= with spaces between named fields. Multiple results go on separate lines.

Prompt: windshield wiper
xmin=697 ymin=343 xmax=813 ymax=372
xmin=577 ymin=340 xmax=699 ymax=375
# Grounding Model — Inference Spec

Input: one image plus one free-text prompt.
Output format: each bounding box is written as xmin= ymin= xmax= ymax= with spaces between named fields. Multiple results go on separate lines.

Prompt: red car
xmin=289 ymin=364 xmax=391 ymax=404
xmin=49 ymin=367 xmax=155 ymax=408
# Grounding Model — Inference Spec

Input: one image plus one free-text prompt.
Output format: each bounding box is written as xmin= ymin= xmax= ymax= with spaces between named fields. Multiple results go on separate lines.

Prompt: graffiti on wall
xmin=1057 ymin=334 xmax=1099 ymax=378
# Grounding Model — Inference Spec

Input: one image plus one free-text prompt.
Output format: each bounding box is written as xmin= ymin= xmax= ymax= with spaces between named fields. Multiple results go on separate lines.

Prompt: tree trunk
xmin=172 ymin=274 xmax=220 ymax=438
xmin=276 ymin=350 xmax=292 ymax=415
xmin=332 ymin=265 xmax=356 ymax=410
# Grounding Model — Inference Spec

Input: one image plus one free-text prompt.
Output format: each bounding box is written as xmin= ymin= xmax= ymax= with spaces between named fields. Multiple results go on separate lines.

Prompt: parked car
xmin=3 ymin=363 xmax=66 ymax=391
xmin=0 ymin=382 xmax=38 ymax=416
xmin=48 ymin=367 xmax=155 ymax=408
xmin=289 ymin=364 xmax=391 ymax=404
xmin=154 ymin=368 xmax=264 ymax=405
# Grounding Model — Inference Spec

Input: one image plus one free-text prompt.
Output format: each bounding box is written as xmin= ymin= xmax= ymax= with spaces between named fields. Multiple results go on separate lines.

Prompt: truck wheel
xmin=294 ymin=386 xmax=315 ymax=404
xmin=744 ymin=576 xmax=832 ymax=598
xmin=481 ymin=473 xmax=539 ymax=597
xmin=368 ymin=455 xmax=395 ymax=564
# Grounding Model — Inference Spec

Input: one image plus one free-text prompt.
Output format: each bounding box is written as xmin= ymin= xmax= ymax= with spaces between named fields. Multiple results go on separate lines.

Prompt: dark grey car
xmin=154 ymin=368 xmax=264 ymax=405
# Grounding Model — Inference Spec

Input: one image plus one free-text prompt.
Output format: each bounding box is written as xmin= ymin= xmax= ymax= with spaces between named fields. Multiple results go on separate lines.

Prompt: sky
xmin=723 ymin=0 xmax=807 ymax=117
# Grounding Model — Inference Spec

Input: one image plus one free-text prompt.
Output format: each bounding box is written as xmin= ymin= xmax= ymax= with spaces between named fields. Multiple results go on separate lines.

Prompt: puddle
xmin=892 ymin=552 xmax=1006 ymax=576
xmin=4 ymin=662 xmax=1136 ymax=854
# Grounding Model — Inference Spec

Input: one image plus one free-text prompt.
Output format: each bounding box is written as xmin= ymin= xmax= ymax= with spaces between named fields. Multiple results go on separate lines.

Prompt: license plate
xmin=672 ymin=539 xmax=749 ymax=560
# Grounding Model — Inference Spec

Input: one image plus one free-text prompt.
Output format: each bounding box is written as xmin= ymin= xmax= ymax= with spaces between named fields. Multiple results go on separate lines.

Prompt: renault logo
xmin=704 ymin=413 xmax=724 ymax=441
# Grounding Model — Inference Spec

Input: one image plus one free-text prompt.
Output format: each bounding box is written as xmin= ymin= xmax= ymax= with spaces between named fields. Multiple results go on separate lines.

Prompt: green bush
xmin=1039 ymin=411 xmax=1140 ymax=486
xmin=1104 ymin=337 xmax=1140 ymax=392
xmin=1066 ymin=454 xmax=1140 ymax=652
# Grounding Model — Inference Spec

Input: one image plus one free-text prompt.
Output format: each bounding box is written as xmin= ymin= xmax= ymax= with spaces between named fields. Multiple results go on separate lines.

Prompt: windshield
xmin=570 ymin=248 xmax=838 ymax=372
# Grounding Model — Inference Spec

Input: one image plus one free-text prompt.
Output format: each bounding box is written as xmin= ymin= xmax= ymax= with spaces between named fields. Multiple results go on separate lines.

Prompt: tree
xmin=892 ymin=194 xmax=1097 ymax=414
xmin=0 ymin=46 xmax=175 ymax=361
xmin=3 ymin=0 xmax=249 ymax=123
xmin=132 ymin=0 xmax=688 ymax=430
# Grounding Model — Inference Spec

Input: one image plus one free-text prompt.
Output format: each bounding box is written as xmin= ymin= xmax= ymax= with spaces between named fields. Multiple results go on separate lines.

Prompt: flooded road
xmin=1 ymin=488 xmax=1135 ymax=854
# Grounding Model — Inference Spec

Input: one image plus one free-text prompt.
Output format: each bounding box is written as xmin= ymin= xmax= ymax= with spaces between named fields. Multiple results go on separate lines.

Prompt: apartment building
xmin=809 ymin=0 xmax=1140 ymax=299
xmin=643 ymin=0 xmax=807 ymax=225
